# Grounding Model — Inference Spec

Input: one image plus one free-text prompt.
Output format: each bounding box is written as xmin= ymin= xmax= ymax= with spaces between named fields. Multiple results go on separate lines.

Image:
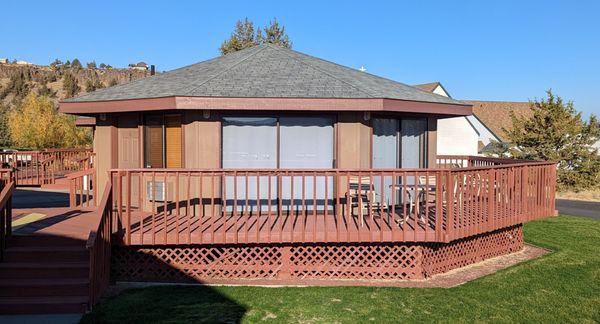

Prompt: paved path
xmin=556 ymin=199 xmax=600 ymax=220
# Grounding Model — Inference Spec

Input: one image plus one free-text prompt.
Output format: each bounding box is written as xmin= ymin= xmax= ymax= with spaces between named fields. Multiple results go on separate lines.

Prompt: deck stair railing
xmin=0 ymin=178 xmax=15 ymax=261
xmin=86 ymin=180 xmax=112 ymax=308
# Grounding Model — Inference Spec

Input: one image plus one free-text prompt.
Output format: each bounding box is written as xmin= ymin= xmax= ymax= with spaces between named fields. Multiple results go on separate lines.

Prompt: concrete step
xmin=3 ymin=246 xmax=88 ymax=263
xmin=0 ymin=278 xmax=89 ymax=297
xmin=0 ymin=296 xmax=88 ymax=314
xmin=0 ymin=262 xmax=89 ymax=279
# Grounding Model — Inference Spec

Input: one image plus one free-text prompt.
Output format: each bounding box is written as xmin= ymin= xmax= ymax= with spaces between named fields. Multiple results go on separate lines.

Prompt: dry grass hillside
xmin=0 ymin=63 xmax=151 ymax=109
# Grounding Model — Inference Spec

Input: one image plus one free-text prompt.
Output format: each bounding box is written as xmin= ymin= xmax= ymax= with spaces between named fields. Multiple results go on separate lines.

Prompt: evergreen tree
xmin=86 ymin=61 xmax=97 ymax=69
xmin=0 ymin=72 xmax=29 ymax=100
xmin=261 ymin=18 xmax=292 ymax=48
xmin=62 ymin=73 xmax=80 ymax=98
xmin=219 ymin=18 xmax=258 ymax=55
xmin=71 ymin=58 xmax=82 ymax=69
xmin=0 ymin=103 xmax=11 ymax=148
xmin=503 ymin=90 xmax=600 ymax=191
xmin=37 ymin=82 xmax=57 ymax=97
xmin=219 ymin=18 xmax=292 ymax=55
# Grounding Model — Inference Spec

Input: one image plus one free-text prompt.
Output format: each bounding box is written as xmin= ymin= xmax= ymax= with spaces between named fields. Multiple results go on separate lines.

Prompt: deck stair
xmin=0 ymin=235 xmax=90 ymax=314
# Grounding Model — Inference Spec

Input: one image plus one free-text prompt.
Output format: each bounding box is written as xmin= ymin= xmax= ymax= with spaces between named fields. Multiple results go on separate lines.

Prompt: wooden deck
xmin=124 ymin=207 xmax=442 ymax=245
xmin=12 ymin=207 xmax=99 ymax=241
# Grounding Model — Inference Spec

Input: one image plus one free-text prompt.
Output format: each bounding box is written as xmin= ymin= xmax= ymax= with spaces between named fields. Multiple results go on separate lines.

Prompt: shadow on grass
xmin=81 ymin=246 xmax=247 ymax=323
xmin=80 ymin=285 xmax=247 ymax=324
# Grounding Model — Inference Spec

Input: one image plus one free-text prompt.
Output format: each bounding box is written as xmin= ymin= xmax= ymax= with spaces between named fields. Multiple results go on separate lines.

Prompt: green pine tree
xmin=504 ymin=90 xmax=600 ymax=191
xmin=0 ymin=103 xmax=11 ymax=148
xmin=62 ymin=73 xmax=80 ymax=98
xmin=219 ymin=18 xmax=292 ymax=55
xmin=261 ymin=18 xmax=292 ymax=48
xmin=219 ymin=18 xmax=259 ymax=55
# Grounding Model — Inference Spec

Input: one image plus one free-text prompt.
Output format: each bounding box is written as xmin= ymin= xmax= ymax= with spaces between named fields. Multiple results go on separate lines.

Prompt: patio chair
xmin=346 ymin=176 xmax=387 ymax=226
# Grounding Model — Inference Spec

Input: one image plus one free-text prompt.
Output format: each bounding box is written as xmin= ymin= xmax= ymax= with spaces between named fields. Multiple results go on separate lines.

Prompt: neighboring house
xmin=0 ymin=58 xmax=8 ymax=64
xmin=128 ymin=61 xmax=148 ymax=70
xmin=414 ymin=82 xmax=479 ymax=156
xmin=15 ymin=60 xmax=32 ymax=65
xmin=464 ymin=100 xmax=533 ymax=151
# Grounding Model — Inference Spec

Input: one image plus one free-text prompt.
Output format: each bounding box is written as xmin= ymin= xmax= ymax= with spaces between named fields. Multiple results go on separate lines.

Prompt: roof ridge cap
xmin=180 ymin=45 xmax=267 ymax=95
xmin=270 ymin=46 xmax=376 ymax=98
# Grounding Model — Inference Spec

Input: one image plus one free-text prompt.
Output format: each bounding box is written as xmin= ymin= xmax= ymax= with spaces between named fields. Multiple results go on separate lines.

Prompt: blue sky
xmin=1 ymin=0 xmax=598 ymax=117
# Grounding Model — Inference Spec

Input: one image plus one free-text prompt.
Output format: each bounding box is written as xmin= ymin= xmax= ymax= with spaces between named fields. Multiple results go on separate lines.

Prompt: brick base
xmin=112 ymin=225 xmax=523 ymax=284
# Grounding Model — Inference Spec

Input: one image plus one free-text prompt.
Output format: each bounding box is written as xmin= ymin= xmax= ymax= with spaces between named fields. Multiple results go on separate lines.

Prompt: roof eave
xmin=59 ymin=96 xmax=472 ymax=116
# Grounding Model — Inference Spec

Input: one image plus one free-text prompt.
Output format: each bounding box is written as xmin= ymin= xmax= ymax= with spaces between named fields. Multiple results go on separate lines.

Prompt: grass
xmin=81 ymin=216 xmax=599 ymax=323
xmin=556 ymin=189 xmax=600 ymax=202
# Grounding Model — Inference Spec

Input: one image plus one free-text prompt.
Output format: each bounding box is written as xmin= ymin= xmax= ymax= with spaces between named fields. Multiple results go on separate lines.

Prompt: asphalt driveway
xmin=556 ymin=199 xmax=600 ymax=220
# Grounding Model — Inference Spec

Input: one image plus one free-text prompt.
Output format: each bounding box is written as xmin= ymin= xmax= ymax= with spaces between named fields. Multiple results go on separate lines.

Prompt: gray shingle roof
xmin=65 ymin=44 xmax=463 ymax=105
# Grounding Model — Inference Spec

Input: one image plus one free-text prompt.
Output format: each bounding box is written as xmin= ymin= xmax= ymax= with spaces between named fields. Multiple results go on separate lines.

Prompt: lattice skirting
xmin=112 ymin=225 xmax=523 ymax=284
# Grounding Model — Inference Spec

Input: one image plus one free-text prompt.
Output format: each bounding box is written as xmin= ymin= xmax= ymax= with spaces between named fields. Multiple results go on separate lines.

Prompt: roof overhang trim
xmin=60 ymin=96 xmax=472 ymax=116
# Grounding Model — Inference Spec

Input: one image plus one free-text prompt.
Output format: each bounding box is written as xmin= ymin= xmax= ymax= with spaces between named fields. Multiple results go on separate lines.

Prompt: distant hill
xmin=0 ymin=62 xmax=152 ymax=110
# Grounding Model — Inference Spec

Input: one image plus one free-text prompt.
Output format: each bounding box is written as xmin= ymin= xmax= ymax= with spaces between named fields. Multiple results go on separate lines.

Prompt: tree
xmin=86 ymin=61 xmax=97 ymax=69
xmin=85 ymin=78 xmax=104 ymax=92
xmin=8 ymin=94 xmax=91 ymax=149
xmin=219 ymin=18 xmax=292 ymax=55
xmin=99 ymin=63 xmax=107 ymax=69
xmin=62 ymin=73 xmax=80 ymax=98
xmin=0 ymin=103 xmax=11 ymax=148
xmin=219 ymin=18 xmax=259 ymax=55
xmin=260 ymin=18 xmax=292 ymax=48
xmin=37 ymin=82 xmax=57 ymax=97
xmin=0 ymin=72 xmax=29 ymax=100
xmin=503 ymin=90 xmax=600 ymax=191
xmin=71 ymin=58 xmax=82 ymax=69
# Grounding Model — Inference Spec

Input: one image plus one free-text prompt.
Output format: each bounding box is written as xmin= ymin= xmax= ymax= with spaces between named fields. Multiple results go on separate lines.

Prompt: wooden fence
xmin=0 ymin=148 xmax=92 ymax=186
xmin=109 ymin=158 xmax=556 ymax=246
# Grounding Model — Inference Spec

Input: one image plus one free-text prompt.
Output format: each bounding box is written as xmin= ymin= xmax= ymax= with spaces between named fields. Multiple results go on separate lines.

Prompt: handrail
xmin=0 ymin=181 xmax=15 ymax=261
xmin=109 ymin=157 xmax=556 ymax=246
xmin=86 ymin=181 xmax=112 ymax=308
xmin=69 ymin=168 xmax=96 ymax=208
xmin=0 ymin=148 xmax=93 ymax=186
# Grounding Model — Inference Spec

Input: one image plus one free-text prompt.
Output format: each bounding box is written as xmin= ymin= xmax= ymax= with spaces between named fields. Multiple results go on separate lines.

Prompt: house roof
xmin=414 ymin=82 xmax=441 ymax=93
xmin=63 ymin=44 xmax=464 ymax=106
xmin=465 ymin=100 xmax=533 ymax=141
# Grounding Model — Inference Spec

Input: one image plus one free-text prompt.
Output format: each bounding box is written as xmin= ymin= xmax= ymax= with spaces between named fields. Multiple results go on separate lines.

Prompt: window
xmin=372 ymin=117 xmax=428 ymax=168
xmin=144 ymin=114 xmax=182 ymax=168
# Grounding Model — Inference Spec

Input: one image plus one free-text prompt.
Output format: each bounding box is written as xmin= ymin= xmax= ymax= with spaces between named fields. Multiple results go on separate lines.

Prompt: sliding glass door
xmin=372 ymin=117 xmax=428 ymax=205
xmin=279 ymin=117 xmax=334 ymax=210
xmin=222 ymin=117 xmax=277 ymax=210
xmin=221 ymin=116 xmax=334 ymax=211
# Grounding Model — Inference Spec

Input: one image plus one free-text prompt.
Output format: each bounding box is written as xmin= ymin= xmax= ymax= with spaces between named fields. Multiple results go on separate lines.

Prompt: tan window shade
xmin=145 ymin=116 xmax=164 ymax=168
xmin=165 ymin=115 xmax=182 ymax=168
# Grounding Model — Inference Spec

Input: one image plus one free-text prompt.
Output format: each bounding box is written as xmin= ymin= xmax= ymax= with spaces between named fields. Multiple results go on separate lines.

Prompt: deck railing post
xmin=445 ymin=170 xmax=454 ymax=242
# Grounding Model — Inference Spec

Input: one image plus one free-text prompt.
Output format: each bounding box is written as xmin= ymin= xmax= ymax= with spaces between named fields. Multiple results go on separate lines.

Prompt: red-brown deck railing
xmin=0 ymin=179 xmax=15 ymax=261
xmin=86 ymin=181 xmax=112 ymax=308
xmin=0 ymin=148 xmax=92 ymax=186
xmin=68 ymin=168 xmax=97 ymax=208
xmin=109 ymin=157 xmax=556 ymax=246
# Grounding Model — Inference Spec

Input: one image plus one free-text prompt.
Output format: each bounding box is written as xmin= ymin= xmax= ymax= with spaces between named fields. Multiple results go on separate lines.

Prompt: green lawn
xmin=81 ymin=216 xmax=599 ymax=323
